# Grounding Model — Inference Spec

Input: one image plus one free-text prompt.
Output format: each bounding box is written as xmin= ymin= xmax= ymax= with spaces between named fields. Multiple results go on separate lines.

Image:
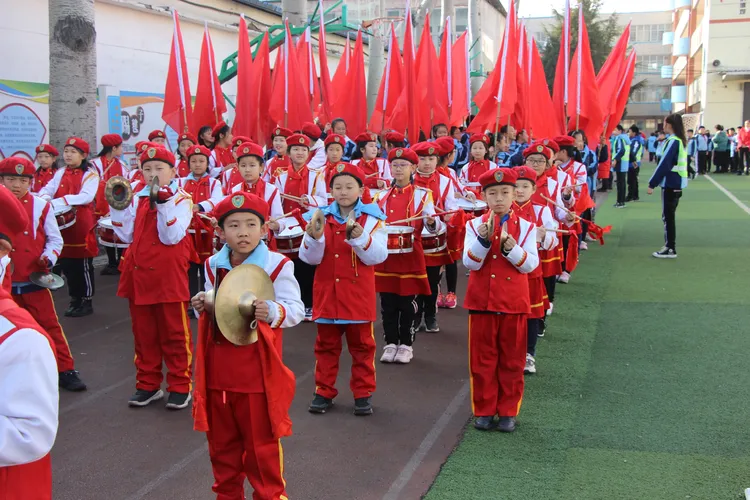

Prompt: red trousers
xmin=129 ymin=301 xmax=193 ymax=393
xmin=314 ymin=323 xmax=376 ymax=399
xmin=13 ymin=290 xmax=74 ymax=372
xmin=468 ymin=313 xmax=527 ymax=417
xmin=206 ymin=390 xmax=287 ymax=500
xmin=0 ymin=453 xmax=52 ymax=500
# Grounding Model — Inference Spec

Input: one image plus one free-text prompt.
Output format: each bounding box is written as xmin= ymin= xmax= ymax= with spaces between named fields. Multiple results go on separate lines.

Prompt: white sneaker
xmin=579 ymin=241 xmax=588 ymax=251
xmin=380 ymin=344 xmax=398 ymax=363
xmin=652 ymin=247 xmax=677 ymax=259
xmin=524 ymin=354 xmax=537 ymax=374
xmin=585 ymin=234 xmax=596 ymax=243
xmin=546 ymin=303 xmax=554 ymax=316
xmin=304 ymin=308 xmax=313 ymax=322
xmin=393 ymin=345 xmax=413 ymax=364
xmin=557 ymin=272 xmax=570 ymax=284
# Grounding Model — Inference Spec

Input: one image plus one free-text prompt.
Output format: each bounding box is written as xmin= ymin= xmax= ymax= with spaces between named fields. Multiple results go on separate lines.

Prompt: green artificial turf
xmin=424 ymin=168 xmax=750 ymax=500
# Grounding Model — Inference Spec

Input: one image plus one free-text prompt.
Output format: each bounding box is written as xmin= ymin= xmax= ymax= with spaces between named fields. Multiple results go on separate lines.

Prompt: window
xmin=635 ymin=54 xmax=670 ymax=74
xmin=386 ymin=8 xmax=402 ymax=19
xmin=431 ymin=8 xmax=442 ymax=36
xmin=629 ymin=24 xmax=669 ymax=43
xmin=631 ymin=85 xmax=671 ymax=103
xmin=456 ymin=7 xmax=468 ymax=33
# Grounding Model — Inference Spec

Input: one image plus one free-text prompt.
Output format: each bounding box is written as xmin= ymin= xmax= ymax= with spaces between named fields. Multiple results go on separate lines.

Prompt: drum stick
xmin=280 ymin=193 xmax=305 ymax=203
xmin=268 ymin=210 xmax=297 ymax=223
xmin=434 ymin=209 xmax=462 ymax=217
xmin=541 ymin=195 xmax=582 ymax=221
xmin=387 ymin=214 xmax=433 ymax=226
xmin=548 ymin=228 xmax=571 ymax=234
xmin=365 ymin=171 xmax=380 ymax=178
xmin=196 ymin=212 xmax=215 ymax=222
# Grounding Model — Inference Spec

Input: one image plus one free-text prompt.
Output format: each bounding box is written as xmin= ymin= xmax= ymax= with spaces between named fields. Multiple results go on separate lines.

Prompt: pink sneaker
xmin=436 ymin=293 xmax=447 ymax=308
xmin=444 ymin=292 xmax=457 ymax=309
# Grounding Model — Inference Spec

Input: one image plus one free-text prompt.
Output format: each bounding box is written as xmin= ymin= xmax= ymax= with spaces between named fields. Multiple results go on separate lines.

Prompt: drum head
xmin=29 ymin=272 xmax=65 ymax=291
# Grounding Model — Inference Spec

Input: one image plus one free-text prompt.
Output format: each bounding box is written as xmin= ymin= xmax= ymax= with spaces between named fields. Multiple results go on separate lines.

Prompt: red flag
xmin=606 ymin=50 xmax=637 ymax=138
xmin=317 ymin=0 xmax=335 ymax=125
xmin=250 ymin=32 xmax=273 ymax=144
xmin=528 ymin=39 xmax=562 ymax=139
xmin=297 ymin=26 xmax=320 ymax=116
xmin=336 ymin=30 xmax=368 ymax=136
xmin=596 ymin=23 xmax=631 ymax=122
xmin=587 ymin=222 xmax=612 ymax=245
xmin=416 ymin=13 xmax=449 ymax=133
xmin=389 ymin=8 xmax=420 ymax=145
xmin=191 ymin=22 xmax=226 ymax=134
xmin=369 ymin=23 xmax=403 ymax=133
xmin=512 ymin=25 xmax=528 ymax=132
xmin=162 ymin=10 xmax=193 ymax=134
xmin=268 ymin=21 xmax=313 ymax=132
xmin=438 ymin=16 xmax=451 ymax=96
xmin=467 ymin=0 xmax=517 ymax=134
xmin=331 ymin=35 xmax=351 ymax=118
xmin=450 ymin=31 xmax=470 ymax=127
xmin=231 ymin=15 xmax=253 ymax=137
xmin=566 ymin=8 xmax=604 ymax=148
xmin=551 ymin=0 xmax=571 ymax=134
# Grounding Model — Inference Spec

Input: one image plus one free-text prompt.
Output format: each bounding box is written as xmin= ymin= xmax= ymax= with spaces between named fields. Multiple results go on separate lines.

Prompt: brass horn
xmin=105 ymin=176 xmax=134 ymax=211
xmin=308 ymin=209 xmax=325 ymax=240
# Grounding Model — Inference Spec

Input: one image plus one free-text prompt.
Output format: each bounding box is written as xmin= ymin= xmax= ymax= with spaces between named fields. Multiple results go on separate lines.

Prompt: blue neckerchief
xmin=302 ymin=198 xmax=387 ymax=223
xmin=184 ymin=172 xmax=210 ymax=182
xmin=211 ymin=240 xmax=269 ymax=272
xmin=137 ymin=179 xmax=179 ymax=197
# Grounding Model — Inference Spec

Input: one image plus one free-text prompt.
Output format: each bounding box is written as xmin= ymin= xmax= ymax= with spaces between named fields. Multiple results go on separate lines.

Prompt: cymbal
xmin=29 ymin=271 xmax=65 ymax=291
xmin=215 ymin=264 xmax=276 ymax=346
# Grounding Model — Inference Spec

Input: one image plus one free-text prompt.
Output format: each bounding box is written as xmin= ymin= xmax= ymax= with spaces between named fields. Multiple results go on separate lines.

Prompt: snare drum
xmin=421 ymin=226 xmax=447 ymax=254
xmin=54 ymin=206 xmax=76 ymax=230
xmin=97 ymin=217 xmax=129 ymax=248
xmin=384 ymin=226 xmax=415 ymax=254
xmin=456 ymin=198 xmax=488 ymax=217
xmin=275 ymin=226 xmax=305 ymax=255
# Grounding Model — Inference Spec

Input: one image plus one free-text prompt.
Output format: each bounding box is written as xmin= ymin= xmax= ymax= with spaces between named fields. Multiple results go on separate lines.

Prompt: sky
xmin=517 ymin=0 xmax=673 ymax=18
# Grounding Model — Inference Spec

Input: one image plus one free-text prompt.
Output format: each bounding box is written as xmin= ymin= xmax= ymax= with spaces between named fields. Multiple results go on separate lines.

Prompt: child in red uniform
xmin=373 ymin=148 xmax=436 ymax=364
xmin=300 ymin=163 xmax=388 ymax=415
xmin=512 ymin=162 xmax=560 ymax=375
xmin=109 ymin=146 xmax=195 ymax=409
xmin=263 ymin=126 xmax=292 ymax=183
xmin=351 ymin=132 xmax=391 ymax=190
xmin=228 ymin=142 xmax=286 ymax=229
xmin=92 ymin=133 xmax=128 ymax=276
xmin=178 ymin=145 xmax=223 ymax=301
xmin=191 ymin=192 xmax=304 ymax=500
xmin=209 ymin=121 xmax=236 ymax=182
xmin=176 ymin=133 xmax=198 ymax=178
xmin=459 ymin=134 xmax=498 ymax=188
xmin=38 ymin=137 xmax=100 ymax=317
xmin=463 ymin=168 xmax=539 ymax=432
xmin=0 ymin=157 xmax=86 ymax=391
xmin=552 ymin=135 xmax=585 ymax=284
xmin=33 ymin=144 xmax=59 ymax=194
xmin=322 ymin=134 xmax=346 ymax=187
xmin=148 ymin=130 xmax=167 ymax=145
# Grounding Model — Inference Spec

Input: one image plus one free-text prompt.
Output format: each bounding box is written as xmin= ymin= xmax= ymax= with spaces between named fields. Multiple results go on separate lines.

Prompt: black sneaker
xmin=100 ymin=266 xmax=120 ymax=276
xmin=473 ymin=416 xmax=496 ymax=431
xmin=59 ymin=370 xmax=87 ymax=392
xmin=128 ymin=389 xmax=164 ymax=407
xmin=64 ymin=299 xmax=82 ymax=317
xmin=613 ymin=203 xmax=626 ymax=209
xmin=425 ymin=317 xmax=439 ymax=333
xmin=68 ymin=299 xmax=93 ymax=318
xmin=308 ymin=394 xmax=334 ymax=414
xmin=353 ymin=397 xmax=373 ymax=416
xmin=165 ymin=392 xmax=192 ymax=410
xmin=497 ymin=416 xmax=517 ymax=432
xmin=652 ymin=247 xmax=677 ymax=259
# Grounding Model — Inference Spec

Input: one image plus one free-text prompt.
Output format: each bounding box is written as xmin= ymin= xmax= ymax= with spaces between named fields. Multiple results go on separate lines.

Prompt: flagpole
xmin=576 ymin=2 xmax=582 ymax=131
xmin=563 ymin=0 xmax=570 ymax=127
xmin=284 ymin=19 xmax=289 ymax=129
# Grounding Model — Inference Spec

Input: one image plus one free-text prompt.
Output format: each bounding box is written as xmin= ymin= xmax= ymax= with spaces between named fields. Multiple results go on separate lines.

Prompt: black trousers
xmin=661 ymin=188 xmax=682 ymax=251
xmin=443 ymin=261 xmax=457 ymax=294
xmin=188 ymin=262 xmax=205 ymax=298
xmin=380 ymin=293 xmax=417 ymax=346
xmin=649 ymin=152 xmax=655 ymax=162
xmin=543 ymin=276 xmax=557 ymax=304
xmin=527 ymin=318 xmax=542 ymax=356
xmin=730 ymin=154 xmax=739 ymax=172
xmin=740 ymin=148 xmax=750 ymax=172
xmin=580 ymin=208 xmax=592 ymax=241
xmin=616 ymin=169 xmax=627 ymax=204
xmin=627 ymin=167 xmax=639 ymax=200
xmin=293 ymin=258 xmax=316 ymax=308
xmin=714 ymin=150 xmax=729 ymax=172
xmin=561 ymin=235 xmax=570 ymax=273
xmin=416 ymin=265 xmax=442 ymax=320
xmin=58 ymin=257 xmax=95 ymax=300
xmin=697 ymin=151 xmax=707 ymax=174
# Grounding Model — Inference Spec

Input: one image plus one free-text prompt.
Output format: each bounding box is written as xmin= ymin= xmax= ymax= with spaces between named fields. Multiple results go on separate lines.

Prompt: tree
xmin=48 ymin=0 xmax=97 ymax=149
xmin=540 ymin=0 xmax=619 ymax=92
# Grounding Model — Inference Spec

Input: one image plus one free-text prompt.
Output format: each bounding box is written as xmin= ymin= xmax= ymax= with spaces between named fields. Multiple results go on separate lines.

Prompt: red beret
xmin=140 ymin=146 xmax=176 ymax=167
xmin=135 ymin=141 xmax=159 ymax=154
xmin=524 ymin=141 xmax=553 ymax=160
xmin=328 ymin=162 xmax=365 ymax=187
xmin=435 ymin=137 xmax=455 ymax=156
xmin=469 ymin=133 xmax=490 ymax=146
xmin=412 ymin=141 xmax=440 ymax=157
xmin=324 ymin=134 xmax=346 ymax=148
xmin=301 ymin=122 xmax=322 ymax=140
xmin=213 ymin=192 xmax=270 ymax=224
xmin=514 ymin=166 xmax=538 ymax=183
xmin=186 ymin=145 xmax=211 ymax=159
xmin=0 ymin=157 xmax=35 ymax=177
xmin=384 ymin=131 xmax=405 ymax=143
xmin=178 ymin=133 xmax=198 ymax=145
xmin=387 ymin=147 xmax=418 ymax=165
xmin=148 ymin=130 xmax=166 ymax=141
xmin=0 ymin=185 xmax=29 ymax=244
xmin=287 ymin=134 xmax=312 ymax=149
xmin=36 ymin=144 xmax=59 ymax=156
xmin=553 ymin=135 xmax=575 ymax=148
xmin=541 ymin=138 xmax=559 ymax=153
xmin=235 ymin=142 xmax=264 ymax=161
xmin=271 ymin=126 xmax=292 ymax=138
xmin=232 ymin=136 xmax=252 ymax=149
xmin=211 ymin=121 xmax=228 ymax=138
xmin=64 ymin=137 xmax=90 ymax=156
xmin=478 ymin=167 xmax=517 ymax=190
xmin=101 ymin=133 xmax=123 ymax=148
xmin=353 ymin=132 xmax=378 ymax=144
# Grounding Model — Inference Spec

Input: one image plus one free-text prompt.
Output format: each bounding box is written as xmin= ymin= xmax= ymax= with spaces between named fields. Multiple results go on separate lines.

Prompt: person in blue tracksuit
xmin=648 ymin=113 xmax=689 ymax=259
xmin=648 ymin=133 xmax=657 ymax=162
xmin=686 ymin=129 xmax=696 ymax=178
xmin=573 ymin=130 xmax=598 ymax=243
xmin=611 ymin=125 xmax=630 ymax=208
xmin=627 ymin=125 xmax=642 ymax=202
xmin=694 ymin=126 xmax=709 ymax=174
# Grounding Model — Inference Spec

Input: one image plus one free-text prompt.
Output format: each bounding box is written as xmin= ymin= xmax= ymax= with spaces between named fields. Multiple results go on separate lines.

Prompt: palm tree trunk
xmin=48 ymin=0 xmax=97 ymax=149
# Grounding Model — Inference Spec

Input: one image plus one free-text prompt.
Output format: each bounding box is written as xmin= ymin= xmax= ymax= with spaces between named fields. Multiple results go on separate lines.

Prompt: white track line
xmin=704 ymin=174 xmax=750 ymax=216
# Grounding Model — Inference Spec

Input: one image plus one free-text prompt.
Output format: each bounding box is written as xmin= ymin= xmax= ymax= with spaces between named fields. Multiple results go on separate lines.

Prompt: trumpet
xmin=105 ymin=176 xmax=160 ymax=211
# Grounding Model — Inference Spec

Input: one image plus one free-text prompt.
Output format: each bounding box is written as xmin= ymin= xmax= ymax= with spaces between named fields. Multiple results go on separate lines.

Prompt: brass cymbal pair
xmin=307 ymin=209 xmax=356 ymax=240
